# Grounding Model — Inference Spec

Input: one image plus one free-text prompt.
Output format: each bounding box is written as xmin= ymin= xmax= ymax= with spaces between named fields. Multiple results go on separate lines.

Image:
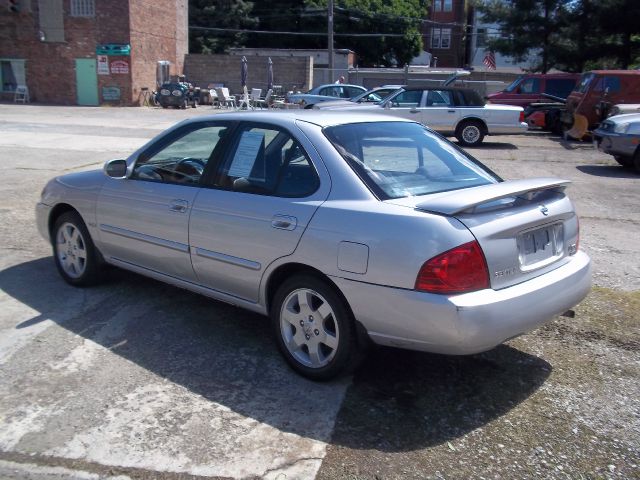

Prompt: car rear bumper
xmin=332 ymin=250 xmax=591 ymax=354
xmin=487 ymin=122 xmax=529 ymax=135
xmin=35 ymin=202 xmax=52 ymax=242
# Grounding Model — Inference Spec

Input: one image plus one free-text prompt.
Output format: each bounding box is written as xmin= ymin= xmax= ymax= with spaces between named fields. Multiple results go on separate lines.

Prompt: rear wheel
xmin=52 ymin=211 xmax=103 ymax=286
xmin=456 ymin=120 xmax=486 ymax=147
xmin=633 ymin=149 xmax=640 ymax=174
xmin=614 ymin=155 xmax=633 ymax=168
xmin=271 ymin=274 xmax=359 ymax=380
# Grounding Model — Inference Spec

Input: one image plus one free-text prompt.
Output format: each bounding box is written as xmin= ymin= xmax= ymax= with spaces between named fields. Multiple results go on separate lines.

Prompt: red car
xmin=487 ymin=73 xmax=580 ymax=108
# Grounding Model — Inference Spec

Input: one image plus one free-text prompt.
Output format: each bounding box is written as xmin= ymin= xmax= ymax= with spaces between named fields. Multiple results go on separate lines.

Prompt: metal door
xmin=75 ymin=58 xmax=99 ymax=106
xmin=189 ymin=124 xmax=331 ymax=303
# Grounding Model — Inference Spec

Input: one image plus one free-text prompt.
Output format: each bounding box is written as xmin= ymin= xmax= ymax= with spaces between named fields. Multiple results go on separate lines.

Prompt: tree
xmin=476 ymin=0 xmax=570 ymax=73
xmin=189 ymin=0 xmax=257 ymax=54
xmin=303 ymin=0 xmax=428 ymax=67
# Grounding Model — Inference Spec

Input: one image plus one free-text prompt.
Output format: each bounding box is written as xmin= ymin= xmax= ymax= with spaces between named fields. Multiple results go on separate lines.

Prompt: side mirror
xmin=604 ymin=86 xmax=610 ymax=97
xmin=104 ymin=159 xmax=128 ymax=179
xmin=384 ymin=101 xmax=391 ymax=109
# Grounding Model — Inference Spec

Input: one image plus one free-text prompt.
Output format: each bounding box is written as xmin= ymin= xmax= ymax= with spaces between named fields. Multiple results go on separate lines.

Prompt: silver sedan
xmin=36 ymin=111 xmax=591 ymax=379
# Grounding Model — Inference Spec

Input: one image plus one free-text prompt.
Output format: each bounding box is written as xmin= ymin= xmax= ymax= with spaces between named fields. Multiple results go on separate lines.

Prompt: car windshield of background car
xmin=324 ymin=122 xmax=498 ymax=199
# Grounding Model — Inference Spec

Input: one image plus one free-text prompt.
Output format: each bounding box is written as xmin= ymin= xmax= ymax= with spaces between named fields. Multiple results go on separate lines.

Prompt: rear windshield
xmin=324 ymin=122 xmax=499 ymax=199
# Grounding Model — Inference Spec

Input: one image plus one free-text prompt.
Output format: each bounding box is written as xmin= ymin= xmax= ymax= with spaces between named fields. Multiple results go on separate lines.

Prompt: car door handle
xmin=271 ymin=215 xmax=297 ymax=231
xmin=169 ymin=199 xmax=189 ymax=213
xmin=410 ymin=108 xmax=420 ymax=113
xmin=447 ymin=110 xmax=456 ymax=113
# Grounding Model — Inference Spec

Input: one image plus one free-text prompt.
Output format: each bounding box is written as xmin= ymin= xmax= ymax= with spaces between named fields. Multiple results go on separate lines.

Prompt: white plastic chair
xmin=237 ymin=86 xmax=250 ymax=110
xmin=216 ymin=87 xmax=236 ymax=109
xmin=250 ymin=88 xmax=262 ymax=109
xmin=14 ymin=85 xmax=29 ymax=103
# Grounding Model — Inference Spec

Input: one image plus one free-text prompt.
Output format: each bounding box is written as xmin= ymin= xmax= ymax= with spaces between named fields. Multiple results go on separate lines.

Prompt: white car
xmin=316 ymin=85 xmax=528 ymax=146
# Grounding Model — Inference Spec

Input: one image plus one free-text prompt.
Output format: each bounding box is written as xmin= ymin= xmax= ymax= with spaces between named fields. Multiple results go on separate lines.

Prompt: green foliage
xmin=188 ymin=0 xmax=429 ymax=67
xmin=476 ymin=0 xmax=640 ymax=72
xmin=189 ymin=0 xmax=257 ymax=54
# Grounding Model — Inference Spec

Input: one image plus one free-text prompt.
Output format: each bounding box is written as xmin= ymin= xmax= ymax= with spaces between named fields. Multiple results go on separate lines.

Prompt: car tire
xmin=614 ymin=155 xmax=633 ymax=168
xmin=456 ymin=120 xmax=486 ymax=147
xmin=161 ymin=104 xmax=168 ymax=109
xmin=52 ymin=211 xmax=103 ymax=287
xmin=304 ymin=104 xmax=314 ymax=110
xmin=271 ymin=274 xmax=359 ymax=380
xmin=633 ymin=149 xmax=640 ymax=174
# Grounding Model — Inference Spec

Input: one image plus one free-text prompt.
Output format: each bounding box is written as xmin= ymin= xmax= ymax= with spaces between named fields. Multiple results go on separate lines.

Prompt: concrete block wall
xmin=184 ymin=54 xmax=313 ymax=95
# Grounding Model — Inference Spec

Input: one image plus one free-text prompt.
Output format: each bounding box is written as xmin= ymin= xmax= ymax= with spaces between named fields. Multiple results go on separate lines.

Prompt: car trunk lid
xmin=388 ymin=178 xmax=579 ymax=290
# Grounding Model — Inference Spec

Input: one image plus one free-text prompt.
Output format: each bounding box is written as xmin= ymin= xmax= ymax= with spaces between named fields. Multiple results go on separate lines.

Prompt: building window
xmin=0 ymin=59 xmax=26 ymax=92
xmin=431 ymin=28 xmax=441 ymax=49
xmin=433 ymin=0 xmax=442 ymax=12
xmin=476 ymin=28 xmax=487 ymax=48
xmin=441 ymin=28 xmax=451 ymax=49
xmin=431 ymin=28 xmax=451 ymax=49
xmin=443 ymin=0 xmax=453 ymax=11
xmin=71 ymin=0 xmax=95 ymax=17
xmin=38 ymin=0 xmax=64 ymax=42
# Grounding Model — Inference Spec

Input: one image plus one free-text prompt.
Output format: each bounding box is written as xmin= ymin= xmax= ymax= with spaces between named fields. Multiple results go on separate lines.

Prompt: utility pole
xmin=328 ymin=0 xmax=334 ymax=82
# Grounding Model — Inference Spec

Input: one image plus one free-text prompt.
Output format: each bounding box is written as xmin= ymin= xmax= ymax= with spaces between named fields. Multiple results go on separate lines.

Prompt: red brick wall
xmin=0 ymin=0 xmax=187 ymax=105
xmin=129 ymin=0 xmax=187 ymax=105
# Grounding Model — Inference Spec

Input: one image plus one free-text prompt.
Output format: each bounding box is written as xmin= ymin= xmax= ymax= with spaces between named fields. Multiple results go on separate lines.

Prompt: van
xmin=563 ymin=70 xmax=640 ymax=137
xmin=487 ymin=73 xmax=580 ymax=107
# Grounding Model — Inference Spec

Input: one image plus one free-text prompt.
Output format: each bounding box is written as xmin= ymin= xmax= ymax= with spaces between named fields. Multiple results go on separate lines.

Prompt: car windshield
xmin=324 ymin=122 xmax=499 ymax=199
xmin=504 ymin=76 xmax=524 ymax=92
xmin=575 ymin=73 xmax=595 ymax=93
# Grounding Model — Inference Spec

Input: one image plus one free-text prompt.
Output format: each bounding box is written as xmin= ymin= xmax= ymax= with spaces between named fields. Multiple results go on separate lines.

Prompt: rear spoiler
xmin=415 ymin=178 xmax=571 ymax=216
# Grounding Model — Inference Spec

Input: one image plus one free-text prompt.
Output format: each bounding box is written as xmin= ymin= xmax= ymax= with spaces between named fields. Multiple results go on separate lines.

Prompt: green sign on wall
xmin=96 ymin=44 xmax=130 ymax=56
xmin=102 ymin=86 xmax=121 ymax=101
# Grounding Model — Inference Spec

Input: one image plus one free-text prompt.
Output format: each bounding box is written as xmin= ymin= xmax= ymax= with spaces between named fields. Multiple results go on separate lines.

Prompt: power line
xmin=189 ymin=25 xmax=413 ymax=38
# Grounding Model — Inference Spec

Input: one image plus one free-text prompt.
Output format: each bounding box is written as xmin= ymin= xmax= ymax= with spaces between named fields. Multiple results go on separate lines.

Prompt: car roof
xmin=316 ymin=83 xmax=366 ymax=89
xmin=607 ymin=113 xmax=640 ymax=123
xmin=588 ymin=70 xmax=640 ymax=76
xmin=401 ymin=85 xmax=475 ymax=93
xmin=179 ymin=110 xmax=414 ymax=129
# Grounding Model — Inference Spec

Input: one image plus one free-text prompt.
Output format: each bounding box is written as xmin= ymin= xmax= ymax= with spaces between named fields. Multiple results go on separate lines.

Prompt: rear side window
xmin=545 ymin=79 xmax=576 ymax=98
xmin=324 ymin=122 xmax=498 ymax=199
xmin=215 ymin=125 xmax=319 ymax=197
xmin=426 ymin=90 xmax=453 ymax=106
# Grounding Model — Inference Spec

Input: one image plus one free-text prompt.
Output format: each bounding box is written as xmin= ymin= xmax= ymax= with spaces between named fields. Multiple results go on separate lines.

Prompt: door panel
xmin=97 ymin=179 xmax=200 ymax=281
xmin=420 ymin=90 xmax=459 ymax=131
xmin=96 ymin=122 xmax=231 ymax=282
xmin=190 ymin=124 xmax=330 ymax=302
xmin=75 ymin=59 xmax=98 ymax=106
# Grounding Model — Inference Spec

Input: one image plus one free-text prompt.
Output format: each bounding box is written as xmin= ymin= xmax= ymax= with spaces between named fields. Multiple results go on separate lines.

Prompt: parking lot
xmin=0 ymin=104 xmax=638 ymax=479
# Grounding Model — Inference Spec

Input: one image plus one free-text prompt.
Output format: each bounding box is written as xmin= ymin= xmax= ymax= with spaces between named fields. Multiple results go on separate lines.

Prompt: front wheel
xmin=53 ymin=211 xmax=103 ymax=286
xmin=456 ymin=120 xmax=486 ymax=147
xmin=271 ymin=275 xmax=359 ymax=380
xmin=633 ymin=149 xmax=640 ymax=174
xmin=614 ymin=155 xmax=632 ymax=168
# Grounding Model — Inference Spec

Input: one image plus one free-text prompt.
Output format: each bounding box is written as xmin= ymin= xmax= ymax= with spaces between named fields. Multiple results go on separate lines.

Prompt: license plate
xmin=517 ymin=223 xmax=563 ymax=270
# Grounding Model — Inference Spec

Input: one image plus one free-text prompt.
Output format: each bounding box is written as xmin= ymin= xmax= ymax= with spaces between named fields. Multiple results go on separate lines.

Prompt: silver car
xmin=36 ymin=111 xmax=591 ymax=379
xmin=593 ymin=113 xmax=640 ymax=172
xmin=316 ymin=86 xmax=528 ymax=146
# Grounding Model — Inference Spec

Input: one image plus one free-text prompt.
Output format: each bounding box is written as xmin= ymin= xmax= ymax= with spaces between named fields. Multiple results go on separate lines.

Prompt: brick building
xmin=0 ymin=0 xmax=187 ymax=105
xmin=424 ymin=0 xmax=471 ymax=68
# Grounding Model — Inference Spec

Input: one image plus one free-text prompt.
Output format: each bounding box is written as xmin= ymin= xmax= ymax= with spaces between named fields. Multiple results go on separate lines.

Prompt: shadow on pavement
xmin=459 ymin=142 xmax=518 ymax=150
xmin=576 ymin=164 xmax=639 ymax=179
xmin=1 ymin=258 xmax=550 ymax=451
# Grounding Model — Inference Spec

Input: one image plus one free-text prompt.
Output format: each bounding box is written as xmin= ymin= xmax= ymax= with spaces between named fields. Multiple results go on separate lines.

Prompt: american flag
xmin=483 ymin=50 xmax=496 ymax=70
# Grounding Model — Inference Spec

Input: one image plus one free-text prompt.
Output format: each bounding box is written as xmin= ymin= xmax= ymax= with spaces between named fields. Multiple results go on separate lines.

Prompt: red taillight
xmin=519 ymin=111 xmax=525 ymax=123
xmin=415 ymin=241 xmax=490 ymax=294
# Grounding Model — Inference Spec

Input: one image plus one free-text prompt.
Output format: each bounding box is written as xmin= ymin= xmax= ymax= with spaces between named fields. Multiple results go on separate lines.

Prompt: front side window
xmin=320 ymin=86 xmax=342 ymax=97
xmin=132 ymin=124 xmax=228 ymax=185
xmin=519 ymin=78 xmax=541 ymax=94
xmin=593 ymin=76 xmax=621 ymax=93
xmin=215 ymin=126 xmax=319 ymax=197
xmin=324 ymin=122 xmax=498 ymax=199
xmin=389 ymin=90 xmax=423 ymax=108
